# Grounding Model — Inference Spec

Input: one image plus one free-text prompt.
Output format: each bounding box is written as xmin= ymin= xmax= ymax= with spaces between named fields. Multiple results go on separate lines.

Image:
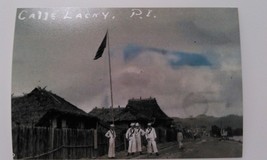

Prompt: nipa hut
xmin=89 ymin=97 xmax=173 ymax=129
xmin=12 ymin=87 xmax=99 ymax=129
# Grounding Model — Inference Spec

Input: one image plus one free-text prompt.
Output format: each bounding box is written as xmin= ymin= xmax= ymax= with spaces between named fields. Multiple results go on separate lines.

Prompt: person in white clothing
xmin=177 ymin=129 xmax=184 ymax=149
xmin=105 ymin=124 xmax=116 ymax=159
xmin=145 ymin=123 xmax=159 ymax=156
xmin=126 ymin=123 xmax=137 ymax=156
xmin=135 ymin=123 xmax=145 ymax=155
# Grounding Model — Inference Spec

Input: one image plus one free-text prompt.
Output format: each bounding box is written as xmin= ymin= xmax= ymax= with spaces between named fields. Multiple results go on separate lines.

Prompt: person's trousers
xmin=147 ymin=139 xmax=158 ymax=153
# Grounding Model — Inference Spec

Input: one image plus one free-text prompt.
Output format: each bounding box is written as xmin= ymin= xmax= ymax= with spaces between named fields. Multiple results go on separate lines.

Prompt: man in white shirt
xmin=126 ymin=123 xmax=136 ymax=156
xmin=135 ymin=123 xmax=145 ymax=155
xmin=105 ymin=124 xmax=116 ymax=158
xmin=145 ymin=123 xmax=159 ymax=156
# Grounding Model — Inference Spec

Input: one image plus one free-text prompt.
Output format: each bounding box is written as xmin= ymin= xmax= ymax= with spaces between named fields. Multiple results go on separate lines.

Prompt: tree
xmin=225 ymin=126 xmax=233 ymax=137
xmin=211 ymin=125 xmax=221 ymax=137
xmin=233 ymin=128 xmax=243 ymax=136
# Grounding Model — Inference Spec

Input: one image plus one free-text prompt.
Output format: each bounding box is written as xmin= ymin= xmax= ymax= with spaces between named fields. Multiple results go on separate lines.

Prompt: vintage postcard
xmin=12 ymin=8 xmax=242 ymax=159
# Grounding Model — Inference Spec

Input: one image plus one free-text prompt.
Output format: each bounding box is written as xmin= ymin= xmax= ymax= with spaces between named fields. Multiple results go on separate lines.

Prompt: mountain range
xmin=172 ymin=114 xmax=243 ymax=129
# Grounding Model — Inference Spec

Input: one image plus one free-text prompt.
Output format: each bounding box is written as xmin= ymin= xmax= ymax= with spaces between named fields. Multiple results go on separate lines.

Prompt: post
xmin=93 ymin=129 xmax=98 ymax=158
xmin=124 ymin=135 xmax=127 ymax=151
xmin=52 ymin=118 xmax=57 ymax=128
xmin=94 ymin=129 xmax=98 ymax=149
xmin=107 ymin=31 xmax=114 ymax=124
xmin=62 ymin=119 xmax=67 ymax=128
xmin=164 ymin=129 xmax=167 ymax=142
xmin=49 ymin=127 xmax=55 ymax=159
xmin=62 ymin=128 xmax=67 ymax=159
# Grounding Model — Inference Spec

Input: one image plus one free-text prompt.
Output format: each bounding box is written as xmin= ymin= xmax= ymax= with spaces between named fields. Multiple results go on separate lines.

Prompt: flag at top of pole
xmin=92 ymin=30 xmax=115 ymax=124
xmin=94 ymin=31 xmax=108 ymax=60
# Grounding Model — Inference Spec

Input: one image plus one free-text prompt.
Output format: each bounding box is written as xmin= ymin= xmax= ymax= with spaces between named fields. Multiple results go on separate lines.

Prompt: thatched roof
xmin=126 ymin=97 xmax=172 ymax=121
xmin=89 ymin=97 xmax=172 ymax=125
xmin=89 ymin=107 xmax=137 ymax=122
xmin=12 ymin=87 xmax=86 ymax=126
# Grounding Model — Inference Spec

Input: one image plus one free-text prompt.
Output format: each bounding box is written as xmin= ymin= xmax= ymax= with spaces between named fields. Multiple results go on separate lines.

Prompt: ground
xmin=96 ymin=136 xmax=242 ymax=159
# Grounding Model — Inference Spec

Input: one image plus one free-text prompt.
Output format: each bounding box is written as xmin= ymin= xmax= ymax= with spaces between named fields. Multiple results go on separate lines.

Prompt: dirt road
xmin=97 ymin=136 xmax=242 ymax=159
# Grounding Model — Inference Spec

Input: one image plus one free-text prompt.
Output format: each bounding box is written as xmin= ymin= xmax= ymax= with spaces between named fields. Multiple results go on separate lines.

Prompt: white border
xmin=1 ymin=1 xmax=267 ymax=160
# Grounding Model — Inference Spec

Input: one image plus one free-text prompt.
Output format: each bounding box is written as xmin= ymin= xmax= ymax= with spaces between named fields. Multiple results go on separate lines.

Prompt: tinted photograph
xmin=12 ymin=8 xmax=243 ymax=159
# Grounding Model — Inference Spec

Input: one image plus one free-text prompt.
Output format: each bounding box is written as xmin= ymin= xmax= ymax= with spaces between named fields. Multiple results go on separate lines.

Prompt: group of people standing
xmin=126 ymin=122 xmax=159 ymax=156
xmin=105 ymin=122 xmax=159 ymax=159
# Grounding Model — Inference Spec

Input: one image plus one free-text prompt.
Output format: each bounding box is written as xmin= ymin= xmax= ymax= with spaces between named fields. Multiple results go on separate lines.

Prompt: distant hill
xmin=172 ymin=114 xmax=243 ymax=129
xmin=12 ymin=87 xmax=86 ymax=126
xmin=214 ymin=115 xmax=243 ymax=129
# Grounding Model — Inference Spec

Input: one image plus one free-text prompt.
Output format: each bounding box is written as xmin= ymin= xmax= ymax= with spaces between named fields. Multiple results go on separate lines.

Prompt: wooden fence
xmin=12 ymin=126 xmax=120 ymax=159
xmin=12 ymin=126 xmax=176 ymax=159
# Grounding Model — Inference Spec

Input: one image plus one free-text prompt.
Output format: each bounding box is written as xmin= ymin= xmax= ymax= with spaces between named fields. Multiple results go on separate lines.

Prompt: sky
xmin=12 ymin=8 xmax=242 ymax=118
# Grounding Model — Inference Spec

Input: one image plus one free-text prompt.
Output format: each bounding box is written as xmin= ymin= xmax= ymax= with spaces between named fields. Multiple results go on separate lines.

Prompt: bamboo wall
xmin=12 ymin=126 xmax=109 ymax=159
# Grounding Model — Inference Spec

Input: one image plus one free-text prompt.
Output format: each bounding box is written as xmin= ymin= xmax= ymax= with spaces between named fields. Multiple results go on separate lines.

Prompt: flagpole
xmin=107 ymin=30 xmax=115 ymax=124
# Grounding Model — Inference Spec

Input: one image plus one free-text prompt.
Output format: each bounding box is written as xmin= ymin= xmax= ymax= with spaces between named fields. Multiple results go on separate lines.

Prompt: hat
xmin=110 ymin=124 xmax=115 ymax=127
xmin=135 ymin=123 xmax=139 ymax=127
xmin=147 ymin=123 xmax=152 ymax=126
xmin=130 ymin=123 xmax=135 ymax=127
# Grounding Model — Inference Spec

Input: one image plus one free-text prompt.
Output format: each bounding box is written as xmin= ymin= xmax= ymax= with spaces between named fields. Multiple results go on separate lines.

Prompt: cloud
xmin=178 ymin=21 xmax=234 ymax=45
xmin=84 ymin=47 xmax=242 ymax=117
xmin=123 ymin=44 xmax=212 ymax=68
xmin=177 ymin=9 xmax=240 ymax=46
xmin=110 ymin=47 xmax=238 ymax=117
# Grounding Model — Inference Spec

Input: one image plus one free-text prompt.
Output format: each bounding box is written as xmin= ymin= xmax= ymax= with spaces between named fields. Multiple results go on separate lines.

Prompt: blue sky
xmin=124 ymin=44 xmax=212 ymax=69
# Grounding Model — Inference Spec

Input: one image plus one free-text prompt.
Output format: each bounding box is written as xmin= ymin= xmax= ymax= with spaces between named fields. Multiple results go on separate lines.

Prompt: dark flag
xmin=94 ymin=32 xmax=108 ymax=60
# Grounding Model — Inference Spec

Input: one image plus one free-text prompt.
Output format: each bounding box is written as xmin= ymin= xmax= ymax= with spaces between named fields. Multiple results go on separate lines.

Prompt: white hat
xmin=147 ymin=123 xmax=152 ymax=126
xmin=130 ymin=123 xmax=135 ymax=126
xmin=110 ymin=124 xmax=115 ymax=127
xmin=135 ymin=123 xmax=139 ymax=126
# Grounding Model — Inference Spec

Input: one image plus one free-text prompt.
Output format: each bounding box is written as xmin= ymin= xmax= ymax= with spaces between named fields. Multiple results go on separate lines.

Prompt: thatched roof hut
xmin=12 ymin=87 xmax=95 ymax=128
xmin=126 ymin=98 xmax=172 ymax=120
xmin=89 ymin=97 xmax=173 ymax=128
